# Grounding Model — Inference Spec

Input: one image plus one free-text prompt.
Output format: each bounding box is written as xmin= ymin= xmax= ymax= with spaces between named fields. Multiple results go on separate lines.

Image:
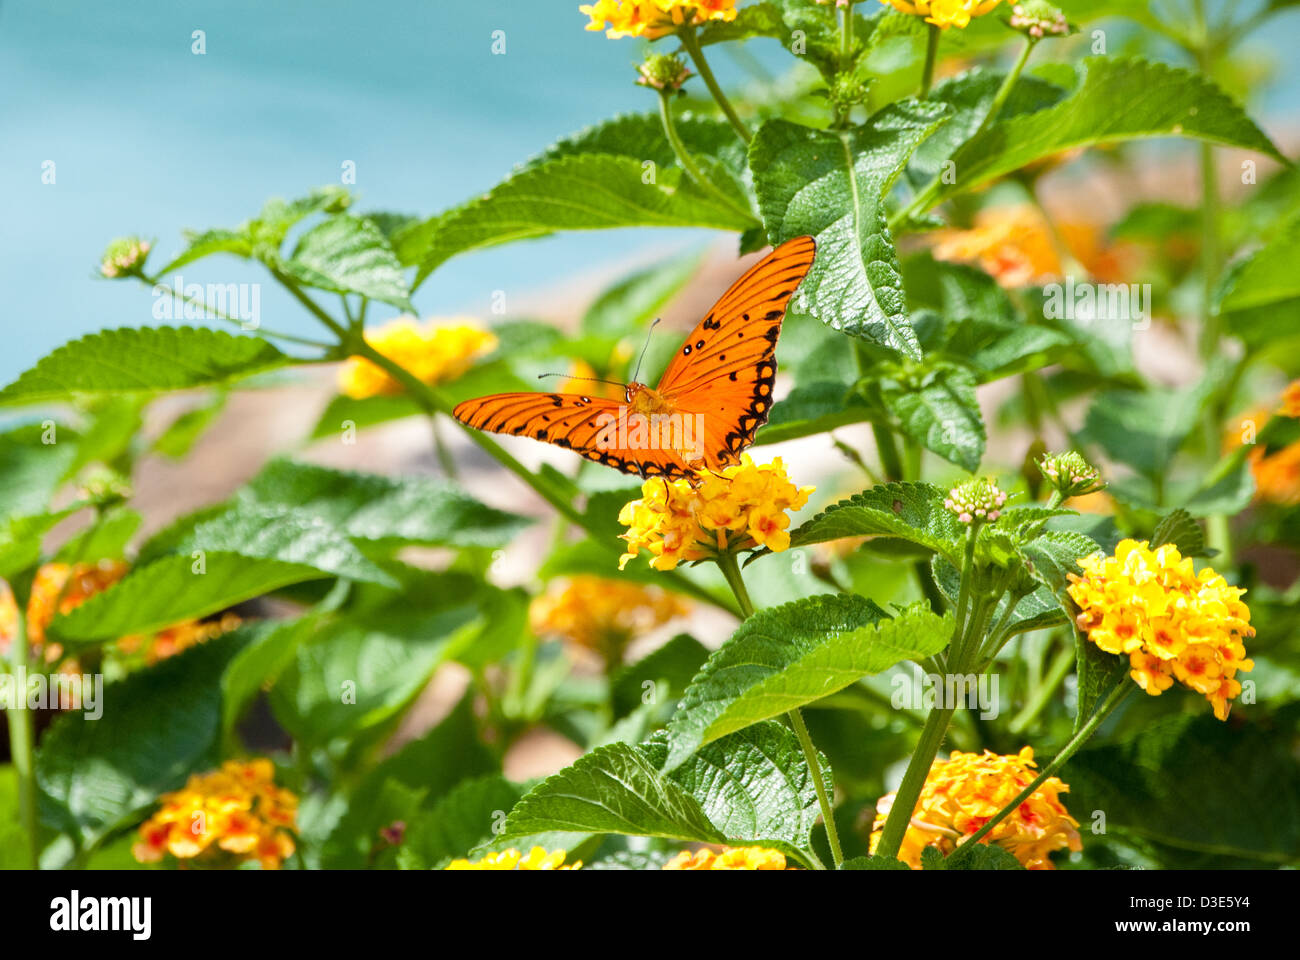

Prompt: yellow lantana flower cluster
xmin=580 ymin=0 xmax=738 ymax=39
xmin=663 ymin=845 xmax=791 ymax=869
xmin=338 ymin=317 xmax=498 ymax=400
xmin=529 ymin=575 xmax=690 ymax=668
xmin=1067 ymin=539 xmax=1254 ymax=721
xmin=881 ymin=0 xmax=1002 ymax=30
xmin=132 ymin=759 xmax=299 ymax=869
xmin=445 ymin=847 xmax=581 ymax=870
xmin=870 ymin=747 xmax=1081 ymax=870
xmin=618 ymin=455 xmax=815 ymax=571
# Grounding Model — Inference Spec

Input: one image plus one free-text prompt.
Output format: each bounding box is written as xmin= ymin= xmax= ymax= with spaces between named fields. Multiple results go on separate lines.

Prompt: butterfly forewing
xmin=655 ymin=235 xmax=816 ymax=466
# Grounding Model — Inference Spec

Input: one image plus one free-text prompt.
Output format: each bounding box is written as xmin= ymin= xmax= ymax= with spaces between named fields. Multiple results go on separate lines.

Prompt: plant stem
xmin=871 ymin=423 xmax=905 ymax=482
xmin=788 ymin=706 xmax=843 ymax=869
xmin=7 ymin=607 xmax=40 ymax=869
xmin=656 ymin=90 xmax=757 ymax=224
xmin=956 ymin=682 xmax=1133 ymax=854
xmin=431 ymin=416 xmax=459 ymax=480
xmin=717 ymin=548 xmax=840 ymax=868
xmin=1008 ymin=639 xmax=1074 ymax=735
xmin=680 ymin=23 xmax=751 ymax=144
xmin=973 ymin=37 xmax=1036 ymax=139
xmin=920 ymin=23 xmax=940 ymax=96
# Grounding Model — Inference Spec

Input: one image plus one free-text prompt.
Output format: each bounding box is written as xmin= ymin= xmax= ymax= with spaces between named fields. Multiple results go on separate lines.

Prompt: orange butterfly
xmin=452 ymin=236 xmax=816 ymax=480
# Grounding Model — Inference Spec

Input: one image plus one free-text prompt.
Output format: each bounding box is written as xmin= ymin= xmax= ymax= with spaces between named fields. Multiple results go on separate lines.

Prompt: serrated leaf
xmin=841 ymin=854 xmax=911 ymax=870
xmin=235 ymin=457 xmax=530 ymax=549
xmin=928 ymin=57 xmax=1283 ymax=209
xmin=788 ymin=482 xmax=962 ymax=563
xmin=49 ymin=552 xmax=327 ymax=644
xmin=932 ymin=842 xmax=1025 ymax=870
xmin=53 ymin=507 xmax=141 ymax=565
xmin=750 ymin=100 xmax=950 ymax=357
xmin=270 ymin=605 xmax=481 ymax=747
xmin=281 ymin=214 xmax=413 ymax=310
xmin=153 ymin=228 xmax=253 ymax=275
xmin=220 ymin=616 xmax=318 ymax=738
xmin=663 ymin=597 xmax=952 ymax=771
xmin=0 ymin=327 xmax=290 ymax=406
xmin=500 ymin=741 xmax=725 ymax=845
xmin=882 ymin=364 xmax=986 ymax=471
xmin=1150 ymin=508 xmax=1206 ymax=557
xmin=397 ymin=776 xmax=526 ymax=870
xmin=35 ymin=630 xmax=249 ymax=850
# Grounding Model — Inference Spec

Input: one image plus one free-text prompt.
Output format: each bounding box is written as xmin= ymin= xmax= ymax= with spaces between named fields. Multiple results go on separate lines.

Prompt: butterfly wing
xmin=450 ymin=392 xmax=698 ymax=479
xmin=654 ymin=235 xmax=816 ymax=469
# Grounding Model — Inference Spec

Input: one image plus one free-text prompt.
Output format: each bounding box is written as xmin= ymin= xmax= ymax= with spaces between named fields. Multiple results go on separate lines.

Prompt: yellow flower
xmin=530 ymin=575 xmax=690 ymax=668
xmin=133 ymin=759 xmax=299 ymax=869
xmin=617 ymin=455 xmax=815 ymax=571
xmin=882 ymin=0 xmax=1003 ymax=30
xmin=1250 ymin=444 xmax=1300 ymax=505
xmin=1067 ymin=539 xmax=1254 ymax=721
xmin=445 ymin=847 xmax=581 ymax=870
xmin=338 ymin=317 xmax=498 ymax=399
xmin=580 ymin=0 xmax=738 ymax=40
xmin=663 ymin=845 xmax=792 ymax=869
xmin=870 ymin=747 xmax=1081 ymax=870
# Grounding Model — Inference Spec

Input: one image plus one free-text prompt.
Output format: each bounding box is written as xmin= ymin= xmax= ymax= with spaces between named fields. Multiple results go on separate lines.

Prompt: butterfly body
xmin=452 ymin=236 xmax=817 ymax=480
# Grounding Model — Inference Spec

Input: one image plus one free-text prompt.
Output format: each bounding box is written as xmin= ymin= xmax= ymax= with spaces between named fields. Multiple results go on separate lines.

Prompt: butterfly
xmin=452 ymin=235 xmax=816 ymax=480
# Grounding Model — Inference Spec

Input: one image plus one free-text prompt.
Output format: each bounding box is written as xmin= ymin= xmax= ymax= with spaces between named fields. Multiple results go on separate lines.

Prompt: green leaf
xmin=1064 ymin=711 xmax=1300 ymax=866
xmin=0 ymin=424 xmax=80 ymax=518
xmin=49 ymin=552 xmax=327 ymax=643
xmin=36 ymin=630 xmax=249 ymax=850
xmin=269 ymin=605 xmax=481 ymax=746
xmin=841 ymin=854 xmax=911 ymax=870
xmin=755 ymin=380 xmax=875 ymax=446
xmin=1215 ymin=216 xmax=1300 ymax=313
xmin=498 ymin=740 xmax=725 ymax=845
xmin=280 ymin=214 xmax=414 ymax=311
xmin=788 ymin=482 xmax=962 ymax=563
xmin=319 ymin=694 xmax=498 ymax=868
xmin=235 ymin=457 xmax=530 ymax=549
xmin=930 ymin=843 xmax=1025 ymax=870
xmin=930 ymin=57 xmax=1284 ymax=207
xmin=309 ymin=392 xmax=424 ymax=440
xmin=0 ymin=508 xmax=78 ymax=579
xmin=416 ymin=114 xmax=757 ymax=282
xmin=220 ymin=616 xmax=318 ymax=738
xmin=180 ymin=503 xmax=398 ymax=586
xmin=0 ymin=327 xmax=290 ymax=407
xmin=882 ymin=363 xmax=986 ymax=471
xmin=663 ymin=597 xmax=952 ymax=771
xmin=611 ymin=633 xmax=711 ymax=718
xmin=749 ymin=100 xmax=950 ymax=357
xmin=152 ymin=393 xmax=227 ymax=459
xmin=153 ymin=228 xmax=252 ymax=274
xmin=1079 ymin=387 xmax=1206 ymax=479
xmin=54 ymin=507 xmax=141 ymax=564
xmin=581 ymin=250 xmax=703 ymax=341
xmin=646 ymin=721 xmax=833 ymax=861
xmin=1150 ymin=508 xmax=1207 ymax=557
xmin=397 ymin=776 xmax=525 ymax=869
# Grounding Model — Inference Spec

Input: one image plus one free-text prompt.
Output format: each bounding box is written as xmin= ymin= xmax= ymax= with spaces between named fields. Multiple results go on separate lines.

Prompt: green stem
xmin=956 ymin=682 xmax=1133 ymax=855
xmin=920 ymin=23 xmax=940 ymax=96
xmin=7 ymin=606 xmax=39 ymax=869
xmin=871 ymin=423 xmax=905 ymax=482
xmin=431 ymin=416 xmax=459 ymax=480
xmin=656 ymin=90 xmax=757 ymax=224
xmin=788 ymin=707 xmax=842 ymax=869
xmin=680 ymin=23 xmax=751 ymax=144
xmin=973 ymin=37 xmax=1035 ymax=139
xmin=1008 ymin=639 xmax=1074 ymax=735
xmin=139 ymin=274 xmax=334 ymax=349
xmin=717 ymin=549 xmax=839 ymax=869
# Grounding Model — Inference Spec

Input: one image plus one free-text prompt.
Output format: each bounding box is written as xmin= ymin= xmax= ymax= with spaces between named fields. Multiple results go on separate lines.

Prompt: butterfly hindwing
xmin=450 ymin=392 xmax=698 ymax=479
xmin=655 ymin=235 xmax=816 ymax=467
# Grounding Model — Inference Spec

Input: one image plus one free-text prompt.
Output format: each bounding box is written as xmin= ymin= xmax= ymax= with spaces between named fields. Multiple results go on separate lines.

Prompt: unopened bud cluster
xmin=100 ymin=236 xmax=151 ymax=278
xmin=1037 ymin=451 xmax=1104 ymax=499
xmin=945 ymin=478 xmax=1009 ymax=525
xmin=1008 ymin=1 xmax=1069 ymax=38
xmin=636 ymin=53 xmax=692 ymax=93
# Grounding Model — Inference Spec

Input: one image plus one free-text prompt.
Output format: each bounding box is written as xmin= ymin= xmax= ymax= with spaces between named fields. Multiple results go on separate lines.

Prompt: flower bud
xmin=99 ymin=236 xmax=151 ymax=278
xmin=636 ymin=53 xmax=692 ymax=93
xmin=1037 ymin=451 xmax=1104 ymax=499
xmin=1007 ymin=0 xmax=1069 ymax=39
xmin=944 ymin=477 xmax=1009 ymax=525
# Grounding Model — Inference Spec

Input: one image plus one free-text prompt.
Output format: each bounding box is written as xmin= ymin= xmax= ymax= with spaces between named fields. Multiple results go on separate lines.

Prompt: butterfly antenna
xmin=535 ymin=372 xmax=627 ymax=389
xmin=631 ymin=318 xmax=661 ymax=383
